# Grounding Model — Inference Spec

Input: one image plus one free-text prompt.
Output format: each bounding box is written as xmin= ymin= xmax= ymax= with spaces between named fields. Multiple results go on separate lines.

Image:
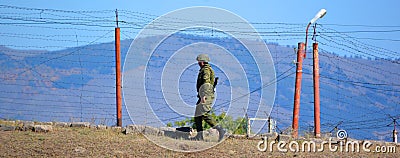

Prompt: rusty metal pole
xmin=313 ymin=43 xmax=321 ymax=138
xmin=115 ymin=9 xmax=122 ymax=127
xmin=246 ymin=113 xmax=250 ymax=138
xmin=292 ymin=42 xmax=305 ymax=138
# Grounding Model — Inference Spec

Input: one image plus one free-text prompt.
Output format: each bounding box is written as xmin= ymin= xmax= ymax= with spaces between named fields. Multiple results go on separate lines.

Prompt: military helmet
xmin=196 ymin=54 xmax=210 ymax=62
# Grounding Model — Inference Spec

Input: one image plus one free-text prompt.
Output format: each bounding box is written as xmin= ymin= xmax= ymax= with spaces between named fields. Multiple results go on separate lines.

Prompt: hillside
xmin=0 ymin=34 xmax=399 ymax=142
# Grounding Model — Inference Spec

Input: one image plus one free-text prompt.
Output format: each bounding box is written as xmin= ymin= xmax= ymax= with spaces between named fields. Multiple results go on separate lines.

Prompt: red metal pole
xmin=115 ymin=27 xmax=122 ymax=127
xmin=292 ymin=42 xmax=305 ymax=138
xmin=313 ymin=43 xmax=321 ymax=138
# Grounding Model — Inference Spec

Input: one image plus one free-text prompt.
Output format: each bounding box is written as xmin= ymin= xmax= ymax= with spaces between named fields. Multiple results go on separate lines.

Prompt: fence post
xmin=246 ymin=113 xmax=250 ymax=138
xmin=313 ymin=42 xmax=321 ymax=138
xmin=115 ymin=9 xmax=122 ymax=127
xmin=292 ymin=42 xmax=305 ymax=138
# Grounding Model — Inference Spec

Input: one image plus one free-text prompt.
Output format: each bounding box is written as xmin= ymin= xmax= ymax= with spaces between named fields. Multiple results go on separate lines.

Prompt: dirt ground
xmin=0 ymin=127 xmax=399 ymax=157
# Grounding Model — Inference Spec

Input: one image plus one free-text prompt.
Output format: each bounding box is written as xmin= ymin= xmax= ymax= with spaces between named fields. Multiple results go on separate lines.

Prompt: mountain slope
xmin=0 ymin=34 xmax=398 ymax=141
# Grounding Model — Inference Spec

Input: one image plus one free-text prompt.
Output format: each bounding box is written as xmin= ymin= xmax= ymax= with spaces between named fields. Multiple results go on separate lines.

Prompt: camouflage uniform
xmin=195 ymin=63 xmax=217 ymax=129
xmin=192 ymin=54 xmax=225 ymax=142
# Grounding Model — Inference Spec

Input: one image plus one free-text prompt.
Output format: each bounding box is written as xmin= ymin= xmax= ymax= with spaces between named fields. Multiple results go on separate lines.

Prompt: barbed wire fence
xmin=0 ymin=4 xmax=399 ymax=141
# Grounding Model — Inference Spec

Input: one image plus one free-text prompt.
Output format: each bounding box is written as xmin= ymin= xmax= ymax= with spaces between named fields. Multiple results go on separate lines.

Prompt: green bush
xmin=171 ymin=111 xmax=247 ymax=135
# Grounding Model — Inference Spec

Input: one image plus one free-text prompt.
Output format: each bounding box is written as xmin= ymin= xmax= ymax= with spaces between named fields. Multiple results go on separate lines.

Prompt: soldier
xmin=192 ymin=54 xmax=225 ymax=141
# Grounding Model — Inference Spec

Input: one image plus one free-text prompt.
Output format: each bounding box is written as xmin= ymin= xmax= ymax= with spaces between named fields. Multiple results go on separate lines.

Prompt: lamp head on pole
xmin=310 ymin=9 xmax=327 ymax=24
xmin=305 ymin=9 xmax=326 ymax=58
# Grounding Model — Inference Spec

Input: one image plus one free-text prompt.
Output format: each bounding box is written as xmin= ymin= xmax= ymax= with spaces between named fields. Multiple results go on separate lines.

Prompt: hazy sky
xmin=1 ymin=0 xmax=399 ymax=56
xmin=2 ymin=0 xmax=398 ymax=25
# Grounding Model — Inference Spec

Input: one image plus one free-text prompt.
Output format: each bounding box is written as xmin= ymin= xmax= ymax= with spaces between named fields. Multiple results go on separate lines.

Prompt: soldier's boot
xmin=215 ymin=125 xmax=225 ymax=142
xmin=191 ymin=132 xmax=204 ymax=141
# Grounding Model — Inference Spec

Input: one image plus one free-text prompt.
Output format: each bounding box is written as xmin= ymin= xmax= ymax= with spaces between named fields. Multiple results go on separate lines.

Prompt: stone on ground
xmin=34 ymin=125 xmax=53 ymax=132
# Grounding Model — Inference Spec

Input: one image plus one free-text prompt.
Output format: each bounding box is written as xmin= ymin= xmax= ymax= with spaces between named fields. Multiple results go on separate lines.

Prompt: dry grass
xmin=0 ymin=125 xmax=399 ymax=157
